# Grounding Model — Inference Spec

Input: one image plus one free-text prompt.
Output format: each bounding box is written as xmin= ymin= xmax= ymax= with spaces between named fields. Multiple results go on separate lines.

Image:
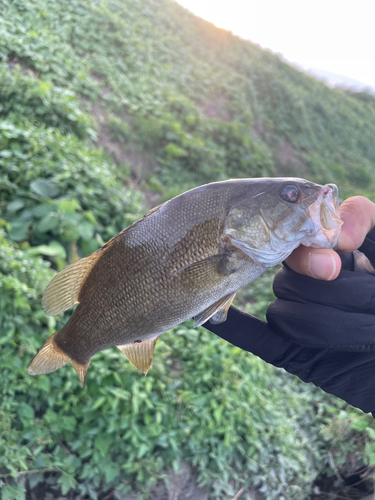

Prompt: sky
xmin=175 ymin=0 xmax=375 ymax=89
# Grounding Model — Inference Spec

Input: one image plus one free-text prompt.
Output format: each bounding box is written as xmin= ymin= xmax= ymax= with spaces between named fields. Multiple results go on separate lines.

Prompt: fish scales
xmin=56 ymin=185 xmax=257 ymax=364
xmin=28 ymin=178 xmax=343 ymax=385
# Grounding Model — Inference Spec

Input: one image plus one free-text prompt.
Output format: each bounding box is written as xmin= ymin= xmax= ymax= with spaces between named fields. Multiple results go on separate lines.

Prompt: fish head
xmin=223 ymin=178 xmax=342 ymax=267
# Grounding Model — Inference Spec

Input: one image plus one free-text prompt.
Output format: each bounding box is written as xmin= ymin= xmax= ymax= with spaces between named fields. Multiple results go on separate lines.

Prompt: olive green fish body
xmin=28 ymin=178 xmax=342 ymax=385
xmin=54 ymin=183 xmax=262 ymax=365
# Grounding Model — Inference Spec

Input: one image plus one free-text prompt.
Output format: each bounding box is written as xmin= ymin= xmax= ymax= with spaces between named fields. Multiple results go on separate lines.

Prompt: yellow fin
xmin=71 ymin=359 xmax=91 ymax=389
xmin=118 ymin=337 xmax=159 ymax=374
xmin=193 ymin=292 xmax=237 ymax=327
xmin=28 ymin=332 xmax=91 ymax=388
xmin=28 ymin=332 xmax=70 ymax=375
xmin=42 ymin=251 xmax=103 ymax=316
xmin=209 ymin=292 xmax=236 ymax=324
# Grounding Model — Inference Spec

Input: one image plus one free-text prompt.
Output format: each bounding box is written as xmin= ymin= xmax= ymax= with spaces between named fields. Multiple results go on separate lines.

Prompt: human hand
xmin=204 ymin=196 xmax=375 ymax=414
xmin=285 ymin=195 xmax=375 ymax=280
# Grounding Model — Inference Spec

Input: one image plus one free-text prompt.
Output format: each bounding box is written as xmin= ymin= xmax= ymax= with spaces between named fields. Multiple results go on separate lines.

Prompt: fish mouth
xmin=301 ymin=183 xmax=343 ymax=249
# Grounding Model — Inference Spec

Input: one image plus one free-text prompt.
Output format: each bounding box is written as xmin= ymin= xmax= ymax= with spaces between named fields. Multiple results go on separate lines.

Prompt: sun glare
xmin=175 ymin=0 xmax=375 ymax=88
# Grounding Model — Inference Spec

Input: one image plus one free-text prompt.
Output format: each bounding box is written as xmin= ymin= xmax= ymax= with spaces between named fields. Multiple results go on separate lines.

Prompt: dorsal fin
xmin=117 ymin=337 xmax=159 ymax=374
xmin=42 ymin=203 xmax=166 ymax=317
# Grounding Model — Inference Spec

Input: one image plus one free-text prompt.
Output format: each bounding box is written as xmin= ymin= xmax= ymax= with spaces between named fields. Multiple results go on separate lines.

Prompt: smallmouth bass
xmin=28 ymin=178 xmax=342 ymax=386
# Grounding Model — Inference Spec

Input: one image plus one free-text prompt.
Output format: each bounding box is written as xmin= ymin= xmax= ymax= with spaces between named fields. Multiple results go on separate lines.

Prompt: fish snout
xmin=302 ymin=184 xmax=343 ymax=249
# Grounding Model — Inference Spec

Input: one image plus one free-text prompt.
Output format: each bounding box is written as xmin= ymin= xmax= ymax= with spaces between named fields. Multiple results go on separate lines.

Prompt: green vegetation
xmin=1 ymin=0 xmax=375 ymax=498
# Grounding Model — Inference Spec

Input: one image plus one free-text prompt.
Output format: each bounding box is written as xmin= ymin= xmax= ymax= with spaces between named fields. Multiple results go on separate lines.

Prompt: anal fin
xmin=193 ymin=292 xmax=237 ymax=327
xmin=42 ymin=251 xmax=103 ymax=316
xmin=118 ymin=337 xmax=159 ymax=374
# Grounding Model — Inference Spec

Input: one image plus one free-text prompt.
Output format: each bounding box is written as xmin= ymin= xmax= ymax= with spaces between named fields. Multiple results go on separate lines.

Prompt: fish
xmin=28 ymin=177 xmax=342 ymax=386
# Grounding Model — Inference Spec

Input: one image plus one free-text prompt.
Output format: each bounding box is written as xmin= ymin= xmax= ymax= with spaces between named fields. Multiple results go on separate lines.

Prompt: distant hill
xmin=298 ymin=65 xmax=375 ymax=94
xmin=1 ymin=0 xmax=375 ymax=203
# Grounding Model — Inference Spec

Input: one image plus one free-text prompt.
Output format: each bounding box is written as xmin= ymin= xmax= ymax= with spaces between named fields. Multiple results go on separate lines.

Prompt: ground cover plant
xmin=1 ymin=0 xmax=375 ymax=498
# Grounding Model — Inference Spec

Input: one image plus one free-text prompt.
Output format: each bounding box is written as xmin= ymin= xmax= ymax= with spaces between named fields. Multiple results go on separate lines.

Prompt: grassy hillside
xmin=1 ymin=1 xmax=375 ymax=499
xmin=1 ymin=0 xmax=375 ymax=197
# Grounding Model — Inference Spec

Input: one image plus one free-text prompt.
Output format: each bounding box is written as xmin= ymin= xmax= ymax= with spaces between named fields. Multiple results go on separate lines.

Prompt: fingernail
xmin=308 ymin=253 xmax=336 ymax=280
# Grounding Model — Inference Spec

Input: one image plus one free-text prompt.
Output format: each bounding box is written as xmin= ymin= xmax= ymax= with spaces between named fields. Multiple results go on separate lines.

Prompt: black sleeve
xmin=204 ymin=227 xmax=375 ymax=414
xmin=358 ymin=226 xmax=375 ymax=266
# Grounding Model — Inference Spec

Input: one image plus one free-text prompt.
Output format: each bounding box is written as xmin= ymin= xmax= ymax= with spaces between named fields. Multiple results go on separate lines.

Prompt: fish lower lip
xmin=302 ymin=184 xmax=342 ymax=249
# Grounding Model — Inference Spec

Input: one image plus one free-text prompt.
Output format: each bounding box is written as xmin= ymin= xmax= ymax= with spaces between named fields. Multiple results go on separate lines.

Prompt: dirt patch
xmin=312 ymin=463 xmax=375 ymax=500
xmin=90 ymin=72 xmax=112 ymax=97
xmin=90 ymin=102 xmax=157 ymax=185
xmin=149 ymin=462 xmax=208 ymax=500
xmin=199 ymin=93 xmax=231 ymax=122
xmin=275 ymin=140 xmax=310 ymax=176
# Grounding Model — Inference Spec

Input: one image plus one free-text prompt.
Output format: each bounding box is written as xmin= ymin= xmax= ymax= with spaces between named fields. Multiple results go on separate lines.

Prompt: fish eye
xmin=280 ymin=185 xmax=301 ymax=203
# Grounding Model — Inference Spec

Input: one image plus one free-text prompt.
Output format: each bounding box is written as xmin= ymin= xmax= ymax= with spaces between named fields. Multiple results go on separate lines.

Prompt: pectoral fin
xmin=193 ymin=292 xmax=237 ymax=327
xmin=118 ymin=337 xmax=159 ymax=374
xmin=210 ymin=292 xmax=237 ymax=324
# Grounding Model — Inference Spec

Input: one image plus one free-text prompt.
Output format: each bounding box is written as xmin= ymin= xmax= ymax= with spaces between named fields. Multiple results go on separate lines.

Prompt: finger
xmin=285 ymin=245 xmax=341 ymax=281
xmin=339 ymin=196 xmax=375 ymax=253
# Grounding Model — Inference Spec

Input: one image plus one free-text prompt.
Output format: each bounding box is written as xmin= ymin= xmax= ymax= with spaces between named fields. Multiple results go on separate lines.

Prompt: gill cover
xmin=223 ymin=182 xmax=342 ymax=268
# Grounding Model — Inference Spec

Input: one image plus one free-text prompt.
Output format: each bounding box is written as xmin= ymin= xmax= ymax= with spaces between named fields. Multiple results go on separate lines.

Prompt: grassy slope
xmin=1 ymin=1 xmax=375 ymax=499
xmin=2 ymin=0 xmax=375 ymax=196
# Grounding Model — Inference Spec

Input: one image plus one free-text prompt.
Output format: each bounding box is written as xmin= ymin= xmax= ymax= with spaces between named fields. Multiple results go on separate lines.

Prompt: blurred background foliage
xmin=1 ymin=0 xmax=375 ymax=498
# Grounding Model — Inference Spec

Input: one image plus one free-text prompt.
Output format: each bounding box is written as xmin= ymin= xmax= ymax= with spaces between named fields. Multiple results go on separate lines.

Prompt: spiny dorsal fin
xmin=42 ymin=204 xmax=166 ymax=317
xmin=193 ymin=292 xmax=237 ymax=327
xmin=118 ymin=337 xmax=159 ymax=374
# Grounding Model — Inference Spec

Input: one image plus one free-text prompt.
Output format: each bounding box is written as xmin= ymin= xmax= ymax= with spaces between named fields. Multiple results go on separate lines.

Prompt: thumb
xmin=338 ymin=196 xmax=375 ymax=253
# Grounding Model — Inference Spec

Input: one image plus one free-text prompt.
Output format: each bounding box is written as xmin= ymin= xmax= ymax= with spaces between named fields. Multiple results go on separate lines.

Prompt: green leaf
xmin=0 ymin=150 xmax=13 ymax=158
xmin=8 ymin=220 xmax=30 ymax=241
xmin=92 ymin=396 xmax=106 ymax=410
xmin=62 ymin=416 xmax=77 ymax=431
xmin=32 ymin=203 xmax=55 ymax=218
xmin=2 ymin=483 xmax=26 ymax=500
xmin=59 ymin=199 xmax=80 ymax=212
xmin=36 ymin=213 xmax=59 ymax=233
xmin=59 ymin=473 xmax=77 ymax=496
xmin=61 ymin=225 xmax=80 ymax=242
xmin=17 ymin=402 xmax=35 ymax=421
xmin=37 ymin=377 xmax=51 ymax=392
xmin=28 ymin=241 xmax=66 ymax=259
xmin=95 ymin=434 xmax=113 ymax=457
xmin=78 ymin=221 xmax=94 ymax=241
xmin=350 ymin=417 xmax=371 ymax=431
xmin=30 ymin=178 xmax=60 ymax=198
xmin=103 ymin=462 xmax=120 ymax=483
xmin=137 ymin=443 xmax=149 ymax=459
xmin=7 ymin=199 xmax=25 ymax=212
xmin=81 ymin=239 xmax=100 ymax=255
xmin=84 ymin=210 xmax=98 ymax=225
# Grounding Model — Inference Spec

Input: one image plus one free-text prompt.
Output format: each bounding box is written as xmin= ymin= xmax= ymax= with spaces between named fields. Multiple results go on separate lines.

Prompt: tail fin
xmin=28 ymin=332 xmax=90 ymax=388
